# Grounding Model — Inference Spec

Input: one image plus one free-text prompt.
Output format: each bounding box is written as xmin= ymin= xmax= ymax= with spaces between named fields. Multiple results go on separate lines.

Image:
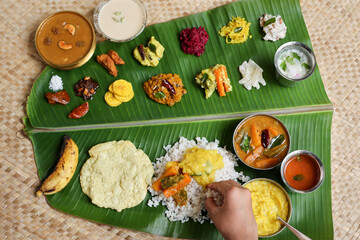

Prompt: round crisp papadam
xmin=104 ymin=91 xmax=122 ymax=107
xmin=114 ymin=91 xmax=134 ymax=102
xmin=80 ymin=140 xmax=154 ymax=212
xmin=112 ymin=80 xmax=133 ymax=96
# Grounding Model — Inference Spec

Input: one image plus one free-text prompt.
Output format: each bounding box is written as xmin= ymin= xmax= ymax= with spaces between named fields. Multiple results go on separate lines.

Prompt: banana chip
xmin=114 ymin=91 xmax=134 ymax=102
xmin=104 ymin=91 xmax=122 ymax=107
xmin=112 ymin=80 xmax=133 ymax=96
xmin=105 ymin=79 xmax=134 ymax=107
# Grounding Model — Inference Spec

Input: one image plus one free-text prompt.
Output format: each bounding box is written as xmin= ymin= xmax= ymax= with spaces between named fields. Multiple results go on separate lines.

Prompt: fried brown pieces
xmin=96 ymin=50 xmax=125 ymax=77
xmin=107 ymin=50 xmax=125 ymax=65
xmin=97 ymin=54 xmax=118 ymax=77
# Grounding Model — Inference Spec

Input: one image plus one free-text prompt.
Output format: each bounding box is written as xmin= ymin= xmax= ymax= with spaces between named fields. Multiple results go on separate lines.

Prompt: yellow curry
xmin=179 ymin=147 xmax=224 ymax=186
xmin=244 ymin=180 xmax=289 ymax=236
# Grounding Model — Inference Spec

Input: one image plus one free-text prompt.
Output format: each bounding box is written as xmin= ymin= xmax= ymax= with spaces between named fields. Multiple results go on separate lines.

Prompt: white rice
xmin=147 ymin=137 xmax=250 ymax=223
xmin=49 ymin=75 xmax=63 ymax=91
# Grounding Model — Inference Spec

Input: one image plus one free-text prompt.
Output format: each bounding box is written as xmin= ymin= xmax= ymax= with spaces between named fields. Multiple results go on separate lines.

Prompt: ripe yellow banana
xmin=36 ymin=135 xmax=79 ymax=197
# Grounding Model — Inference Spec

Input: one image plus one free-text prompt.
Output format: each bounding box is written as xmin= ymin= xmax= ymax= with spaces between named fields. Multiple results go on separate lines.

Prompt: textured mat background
xmin=1 ymin=0 xmax=359 ymax=239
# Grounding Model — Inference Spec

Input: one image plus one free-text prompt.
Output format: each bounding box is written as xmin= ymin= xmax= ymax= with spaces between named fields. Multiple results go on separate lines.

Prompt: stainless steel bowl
xmin=274 ymin=41 xmax=316 ymax=87
xmin=233 ymin=114 xmax=290 ymax=170
xmin=243 ymin=178 xmax=292 ymax=238
xmin=280 ymin=150 xmax=325 ymax=193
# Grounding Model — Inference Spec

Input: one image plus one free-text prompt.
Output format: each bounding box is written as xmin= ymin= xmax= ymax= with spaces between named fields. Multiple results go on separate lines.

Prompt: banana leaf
xmin=25 ymin=0 xmax=334 ymax=238
xmin=26 ymin=0 xmax=331 ymax=129
xmin=26 ymin=111 xmax=333 ymax=239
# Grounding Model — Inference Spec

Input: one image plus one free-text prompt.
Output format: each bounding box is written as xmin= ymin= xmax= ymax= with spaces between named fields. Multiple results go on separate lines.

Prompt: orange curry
xmin=284 ymin=155 xmax=320 ymax=190
xmin=234 ymin=115 xmax=289 ymax=169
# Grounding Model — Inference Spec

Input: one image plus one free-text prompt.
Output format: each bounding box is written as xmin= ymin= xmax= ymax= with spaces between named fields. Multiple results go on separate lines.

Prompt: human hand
xmin=205 ymin=180 xmax=257 ymax=240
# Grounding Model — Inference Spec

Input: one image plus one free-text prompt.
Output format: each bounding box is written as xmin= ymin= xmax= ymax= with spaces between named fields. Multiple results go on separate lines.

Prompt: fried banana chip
xmin=114 ymin=91 xmax=134 ymax=102
xmin=112 ymin=80 xmax=133 ymax=97
xmin=104 ymin=91 xmax=122 ymax=107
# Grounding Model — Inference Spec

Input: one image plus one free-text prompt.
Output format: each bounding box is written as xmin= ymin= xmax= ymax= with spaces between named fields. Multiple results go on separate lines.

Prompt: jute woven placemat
xmin=1 ymin=0 xmax=359 ymax=239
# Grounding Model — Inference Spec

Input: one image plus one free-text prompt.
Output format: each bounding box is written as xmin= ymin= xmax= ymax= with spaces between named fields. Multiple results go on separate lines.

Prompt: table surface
xmin=1 ymin=0 xmax=359 ymax=239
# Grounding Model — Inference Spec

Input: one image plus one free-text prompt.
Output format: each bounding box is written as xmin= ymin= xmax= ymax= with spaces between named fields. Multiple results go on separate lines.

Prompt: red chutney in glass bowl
xmin=284 ymin=154 xmax=320 ymax=191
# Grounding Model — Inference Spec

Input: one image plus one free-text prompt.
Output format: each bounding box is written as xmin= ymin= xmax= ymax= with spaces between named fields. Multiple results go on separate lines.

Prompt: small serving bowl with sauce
xmin=93 ymin=0 xmax=147 ymax=42
xmin=35 ymin=11 xmax=96 ymax=70
xmin=233 ymin=114 xmax=290 ymax=170
xmin=243 ymin=178 xmax=292 ymax=238
xmin=280 ymin=150 xmax=325 ymax=193
xmin=274 ymin=41 xmax=316 ymax=87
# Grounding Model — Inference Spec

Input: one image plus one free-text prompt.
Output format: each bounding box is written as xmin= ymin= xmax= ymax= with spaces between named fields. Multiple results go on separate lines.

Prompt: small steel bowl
xmin=243 ymin=178 xmax=292 ymax=238
xmin=233 ymin=114 xmax=290 ymax=170
xmin=280 ymin=150 xmax=325 ymax=193
xmin=93 ymin=0 xmax=147 ymax=42
xmin=274 ymin=41 xmax=316 ymax=87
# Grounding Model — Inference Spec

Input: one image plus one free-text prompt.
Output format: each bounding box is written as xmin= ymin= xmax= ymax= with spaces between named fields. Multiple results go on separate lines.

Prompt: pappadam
xmin=80 ymin=140 xmax=154 ymax=212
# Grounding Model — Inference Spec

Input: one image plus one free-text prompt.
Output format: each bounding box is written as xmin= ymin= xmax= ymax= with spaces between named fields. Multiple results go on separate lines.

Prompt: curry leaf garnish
xmin=201 ymin=73 xmax=209 ymax=82
xmin=302 ymin=63 xmax=311 ymax=69
xmin=148 ymin=43 xmax=157 ymax=53
xmin=153 ymin=91 xmax=166 ymax=99
xmin=297 ymin=156 xmax=301 ymax=161
xmin=292 ymin=52 xmax=301 ymax=61
xmin=269 ymin=134 xmax=285 ymax=149
xmin=240 ymin=134 xmax=252 ymax=153
xmin=286 ymin=56 xmax=295 ymax=65
xmin=293 ymin=174 xmax=305 ymax=181
xmin=234 ymin=27 xmax=243 ymax=33
xmin=113 ymin=11 xmax=122 ymax=16
xmin=280 ymin=61 xmax=287 ymax=71
xmin=264 ymin=18 xmax=276 ymax=27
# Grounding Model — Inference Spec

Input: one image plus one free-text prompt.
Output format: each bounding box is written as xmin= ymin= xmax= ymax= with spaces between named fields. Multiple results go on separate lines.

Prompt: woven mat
xmin=1 ymin=0 xmax=359 ymax=239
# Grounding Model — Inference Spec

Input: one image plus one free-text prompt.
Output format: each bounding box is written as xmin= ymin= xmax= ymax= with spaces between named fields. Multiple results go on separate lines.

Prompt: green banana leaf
xmin=27 ymin=111 xmax=333 ymax=239
xmin=26 ymin=0 xmax=331 ymax=129
xmin=25 ymin=0 xmax=334 ymax=239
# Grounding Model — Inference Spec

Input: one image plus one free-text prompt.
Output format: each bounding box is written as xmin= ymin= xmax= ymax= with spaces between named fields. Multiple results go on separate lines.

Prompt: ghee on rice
xmin=147 ymin=137 xmax=250 ymax=223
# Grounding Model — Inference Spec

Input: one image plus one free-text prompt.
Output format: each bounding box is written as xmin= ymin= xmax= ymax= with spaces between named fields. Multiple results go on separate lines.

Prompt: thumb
xmin=205 ymin=197 xmax=218 ymax=214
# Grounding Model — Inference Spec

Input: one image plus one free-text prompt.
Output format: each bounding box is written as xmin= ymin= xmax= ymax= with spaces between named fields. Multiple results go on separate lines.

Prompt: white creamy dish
xmin=96 ymin=0 xmax=146 ymax=41
xmin=277 ymin=49 xmax=311 ymax=79
xmin=238 ymin=59 xmax=266 ymax=90
xmin=259 ymin=13 xmax=287 ymax=42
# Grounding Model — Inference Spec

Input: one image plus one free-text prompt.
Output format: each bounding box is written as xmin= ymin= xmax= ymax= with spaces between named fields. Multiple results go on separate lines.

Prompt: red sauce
xmin=284 ymin=155 xmax=320 ymax=191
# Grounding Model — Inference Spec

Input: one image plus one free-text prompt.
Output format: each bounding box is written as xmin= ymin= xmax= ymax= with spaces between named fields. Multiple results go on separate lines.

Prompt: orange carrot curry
xmin=234 ymin=115 xmax=289 ymax=169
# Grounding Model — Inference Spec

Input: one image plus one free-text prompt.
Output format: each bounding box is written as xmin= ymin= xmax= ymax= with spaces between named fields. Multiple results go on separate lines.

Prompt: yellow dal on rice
xmin=179 ymin=147 xmax=224 ymax=186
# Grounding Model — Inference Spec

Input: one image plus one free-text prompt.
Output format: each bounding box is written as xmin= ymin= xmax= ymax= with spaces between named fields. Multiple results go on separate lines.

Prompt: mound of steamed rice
xmin=147 ymin=137 xmax=250 ymax=223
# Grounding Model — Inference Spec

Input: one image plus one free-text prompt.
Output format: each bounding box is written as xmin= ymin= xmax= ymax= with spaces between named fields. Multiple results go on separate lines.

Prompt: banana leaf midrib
xmin=25 ymin=104 xmax=333 ymax=133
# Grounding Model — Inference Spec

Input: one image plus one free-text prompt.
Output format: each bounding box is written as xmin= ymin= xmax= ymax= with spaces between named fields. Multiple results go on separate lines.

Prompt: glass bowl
xmin=93 ymin=0 xmax=147 ymax=42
